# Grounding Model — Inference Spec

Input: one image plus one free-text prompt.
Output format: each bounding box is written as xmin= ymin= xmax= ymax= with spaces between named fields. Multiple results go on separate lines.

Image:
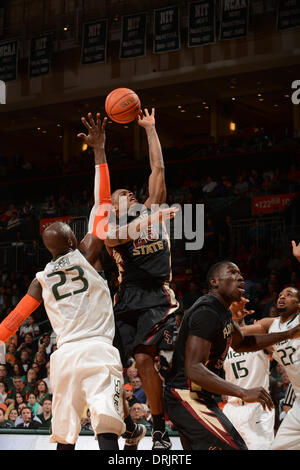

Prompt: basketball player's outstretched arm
xmin=105 ymin=207 xmax=179 ymax=247
xmin=0 ymin=278 xmax=42 ymax=343
xmin=77 ymin=113 xmax=112 ymax=268
xmin=185 ymin=335 xmax=274 ymax=410
xmin=231 ymin=320 xmax=300 ymax=352
xmin=138 ymin=108 xmax=167 ymax=207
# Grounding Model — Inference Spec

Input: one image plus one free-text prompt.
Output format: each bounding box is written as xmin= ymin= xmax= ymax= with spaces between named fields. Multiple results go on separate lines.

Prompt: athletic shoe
xmin=123 ymin=423 xmax=146 ymax=450
xmin=152 ymin=430 xmax=172 ymax=450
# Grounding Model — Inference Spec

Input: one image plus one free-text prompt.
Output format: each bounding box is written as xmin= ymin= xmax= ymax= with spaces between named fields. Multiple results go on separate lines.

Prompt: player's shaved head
xmin=42 ymin=222 xmax=77 ymax=259
xmin=206 ymin=261 xmax=234 ymax=289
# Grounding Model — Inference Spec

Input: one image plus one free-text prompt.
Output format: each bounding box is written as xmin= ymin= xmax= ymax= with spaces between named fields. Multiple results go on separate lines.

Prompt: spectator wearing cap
xmin=124 ymin=383 xmax=139 ymax=408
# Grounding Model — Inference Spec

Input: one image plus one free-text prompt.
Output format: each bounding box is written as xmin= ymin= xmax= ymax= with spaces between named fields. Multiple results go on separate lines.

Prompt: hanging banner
xmin=81 ymin=19 xmax=108 ymax=64
xmin=188 ymin=1 xmax=216 ymax=47
xmin=29 ymin=33 xmax=54 ymax=78
xmin=277 ymin=0 xmax=300 ymax=31
xmin=120 ymin=12 xmax=147 ymax=59
xmin=0 ymin=39 xmax=18 ymax=82
xmin=252 ymin=193 xmax=297 ymax=215
xmin=219 ymin=0 xmax=249 ymax=40
xmin=153 ymin=5 xmax=180 ymax=53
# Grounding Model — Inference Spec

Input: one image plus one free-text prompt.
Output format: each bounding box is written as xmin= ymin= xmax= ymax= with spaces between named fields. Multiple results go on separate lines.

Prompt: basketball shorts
xmin=49 ymin=338 xmax=125 ymax=445
xmin=223 ymin=400 xmax=275 ymax=450
xmin=271 ymin=398 xmax=300 ymax=450
xmin=113 ymin=282 xmax=178 ymax=366
xmin=164 ymin=387 xmax=248 ymax=450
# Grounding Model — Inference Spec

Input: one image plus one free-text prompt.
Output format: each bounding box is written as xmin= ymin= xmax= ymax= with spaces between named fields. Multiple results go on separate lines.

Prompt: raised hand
xmin=230 ymin=297 xmax=255 ymax=323
xmin=292 ymin=240 xmax=300 ymax=262
xmin=77 ymin=112 xmax=107 ymax=149
xmin=137 ymin=108 xmax=155 ymax=129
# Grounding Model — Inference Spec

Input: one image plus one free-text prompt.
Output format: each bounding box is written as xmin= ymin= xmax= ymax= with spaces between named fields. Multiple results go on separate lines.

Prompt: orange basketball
xmin=105 ymin=88 xmax=141 ymax=124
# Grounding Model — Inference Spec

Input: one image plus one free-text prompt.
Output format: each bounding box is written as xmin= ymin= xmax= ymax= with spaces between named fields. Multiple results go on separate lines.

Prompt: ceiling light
xmin=231 ymin=97 xmax=236 ymax=101
xmin=196 ymin=115 xmax=202 ymax=118
xmin=258 ymin=98 xmax=264 ymax=101
xmin=180 ymin=109 xmax=186 ymax=113
xmin=124 ymin=126 xmax=129 ymax=128
xmin=229 ymin=122 xmax=236 ymax=131
xmin=63 ymin=26 xmax=69 ymax=31
xmin=284 ymin=94 xmax=289 ymax=98
xmin=82 ymin=143 xmax=88 ymax=151
xmin=57 ymin=124 xmax=61 ymax=127
xmin=177 ymin=105 xmax=182 ymax=109
xmin=257 ymin=93 xmax=262 ymax=97
xmin=202 ymin=101 xmax=206 ymax=105
xmin=274 ymin=104 xmax=279 ymax=108
xmin=204 ymin=106 xmax=209 ymax=110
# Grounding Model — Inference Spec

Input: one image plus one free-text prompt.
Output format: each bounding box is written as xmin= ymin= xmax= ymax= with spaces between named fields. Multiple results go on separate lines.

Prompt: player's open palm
xmin=137 ymin=108 xmax=155 ymax=128
xmin=230 ymin=297 xmax=255 ymax=322
xmin=77 ymin=112 xmax=107 ymax=148
xmin=241 ymin=387 xmax=274 ymax=411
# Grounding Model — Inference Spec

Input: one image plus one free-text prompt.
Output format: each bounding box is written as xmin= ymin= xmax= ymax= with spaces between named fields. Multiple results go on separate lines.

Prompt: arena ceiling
xmin=0 ymin=63 xmax=298 ymax=153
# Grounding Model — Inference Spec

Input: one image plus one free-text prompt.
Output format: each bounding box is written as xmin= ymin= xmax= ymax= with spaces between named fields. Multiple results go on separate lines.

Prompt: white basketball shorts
xmin=222 ymin=401 xmax=275 ymax=450
xmin=49 ymin=337 xmax=125 ymax=445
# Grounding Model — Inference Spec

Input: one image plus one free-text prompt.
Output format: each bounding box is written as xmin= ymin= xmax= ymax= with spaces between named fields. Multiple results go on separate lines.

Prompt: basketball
xmin=105 ymin=88 xmax=141 ymax=124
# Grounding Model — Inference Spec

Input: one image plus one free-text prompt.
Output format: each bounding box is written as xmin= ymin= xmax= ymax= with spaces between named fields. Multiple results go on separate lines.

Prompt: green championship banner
xmin=0 ymin=39 xmax=18 ymax=81
xmin=29 ymin=33 xmax=54 ymax=78
xmin=277 ymin=0 xmax=300 ymax=30
xmin=120 ymin=12 xmax=147 ymax=59
xmin=219 ymin=0 xmax=249 ymax=40
xmin=153 ymin=5 xmax=180 ymax=53
xmin=81 ymin=19 xmax=108 ymax=64
xmin=188 ymin=1 xmax=216 ymax=47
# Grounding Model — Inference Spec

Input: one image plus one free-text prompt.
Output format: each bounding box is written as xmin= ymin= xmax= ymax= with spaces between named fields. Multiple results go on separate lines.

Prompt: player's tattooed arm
xmin=138 ymin=108 xmax=166 ymax=207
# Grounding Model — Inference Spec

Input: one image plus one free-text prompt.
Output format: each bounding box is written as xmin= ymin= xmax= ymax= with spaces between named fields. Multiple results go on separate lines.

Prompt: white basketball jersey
xmin=36 ymin=249 xmax=115 ymax=348
xmin=224 ymin=348 xmax=270 ymax=404
xmin=268 ymin=315 xmax=300 ymax=398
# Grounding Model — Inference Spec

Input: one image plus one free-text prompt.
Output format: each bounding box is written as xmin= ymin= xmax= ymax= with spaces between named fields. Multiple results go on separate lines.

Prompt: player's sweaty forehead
xmin=279 ymin=287 xmax=299 ymax=298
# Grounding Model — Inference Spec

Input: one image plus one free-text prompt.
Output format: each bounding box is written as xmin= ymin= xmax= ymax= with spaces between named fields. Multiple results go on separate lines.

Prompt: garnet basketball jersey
xmin=36 ymin=249 xmax=115 ymax=348
xmin=111 ymin=209 xmax=172 ymax=285
xmin=268 ymin=315 xmax=300 ymax=398
xmin=224 ymin=348 xmax=270 ymax=404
